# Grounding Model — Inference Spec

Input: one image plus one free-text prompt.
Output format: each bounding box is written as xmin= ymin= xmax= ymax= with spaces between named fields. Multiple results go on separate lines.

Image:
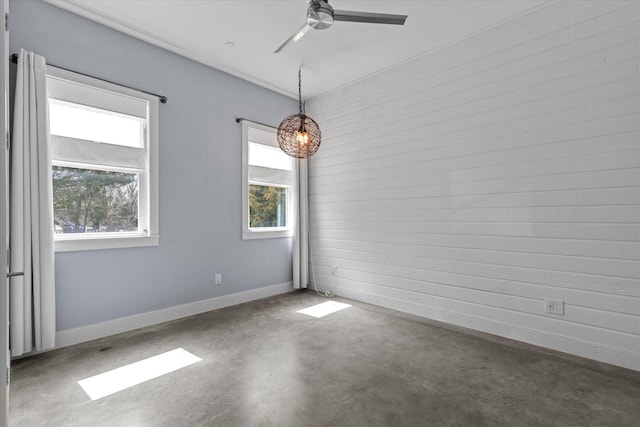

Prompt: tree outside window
xmin=52 ymin=166 xmax=139 ymax=234
xmin=249 ymin=184 xmax=287 ymax=228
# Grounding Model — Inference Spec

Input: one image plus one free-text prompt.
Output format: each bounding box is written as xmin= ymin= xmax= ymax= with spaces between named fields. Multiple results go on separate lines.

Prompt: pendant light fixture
xmin=277 ymin=68 xmax=321 ymax=158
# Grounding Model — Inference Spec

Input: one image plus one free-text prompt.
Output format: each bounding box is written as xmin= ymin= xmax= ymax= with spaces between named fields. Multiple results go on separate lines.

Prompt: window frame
xmin=47 ymin=67 xmax=159 ymax=252
xmin=241 ymin=120 xmax=295 ymax=240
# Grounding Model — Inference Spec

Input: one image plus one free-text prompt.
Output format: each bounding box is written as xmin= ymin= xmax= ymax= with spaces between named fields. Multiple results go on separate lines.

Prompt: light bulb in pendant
xmin=295 ymin=130 xmax=309 ymax=146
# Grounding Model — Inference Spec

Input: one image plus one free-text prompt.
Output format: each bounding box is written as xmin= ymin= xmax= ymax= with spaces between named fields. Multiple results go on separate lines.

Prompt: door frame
xmin=1 ymin=0 xmax=10 ymax=425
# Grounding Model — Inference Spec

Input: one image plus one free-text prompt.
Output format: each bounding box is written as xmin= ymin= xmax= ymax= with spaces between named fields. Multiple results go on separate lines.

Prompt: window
xmin=47 ymin=67 xmax=159 ymax=251
xmin=242 ymin=121 xmax=296 ymax=239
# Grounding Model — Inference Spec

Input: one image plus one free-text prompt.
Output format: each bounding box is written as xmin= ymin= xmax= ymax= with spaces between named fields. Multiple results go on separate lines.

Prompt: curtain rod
xmin=235 ymin=117 xmax=277 ymax=128
xmin=10 ymin=53 xmax=168 ymax=104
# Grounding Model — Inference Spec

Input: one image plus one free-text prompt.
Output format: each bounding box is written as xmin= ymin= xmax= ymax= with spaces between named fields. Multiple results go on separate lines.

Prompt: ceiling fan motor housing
xmin=274 ymin=0 xmax=407 ymax=53
xmin=307 ymin=0 xmax=334 ymax=30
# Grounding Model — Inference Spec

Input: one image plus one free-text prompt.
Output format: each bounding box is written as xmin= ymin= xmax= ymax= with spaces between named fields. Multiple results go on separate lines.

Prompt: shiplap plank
xmin=311 ymin=169 xmax=640 ymax=200
xmin=311 ymin=231 xmax=640 ymax=261
xmin=314 ymin=205 xmax=640 ymax=225
xmin=311 ymin=187 xmax=640 ymax=210
xmin=311 ymin=253 xmax=640 ymax=300
xmin=317 ymin=205 xmax=640 ymax=224
xmin=312 ymin=219 xmax=640 ymax=241
xmin=312 ymin=244 xmax=639 ymax=279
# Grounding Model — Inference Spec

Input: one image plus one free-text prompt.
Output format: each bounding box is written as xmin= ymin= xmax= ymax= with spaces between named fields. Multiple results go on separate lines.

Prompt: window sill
xmin=242 ymin=229 xmax=293 ymax=240
xmin=55 ymin=234 xmax=159 ymax=252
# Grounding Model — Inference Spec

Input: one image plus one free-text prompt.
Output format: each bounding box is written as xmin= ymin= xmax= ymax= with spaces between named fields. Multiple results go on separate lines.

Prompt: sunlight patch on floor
xmin=296 ymin=301 xmax=352 ymax=318
xmin=78 ymin=348 xmax=202 ymax=400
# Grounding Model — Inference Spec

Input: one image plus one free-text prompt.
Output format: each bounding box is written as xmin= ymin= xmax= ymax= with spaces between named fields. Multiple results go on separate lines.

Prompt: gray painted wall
xmin=9 ymin=0 xmax=297 ymax=331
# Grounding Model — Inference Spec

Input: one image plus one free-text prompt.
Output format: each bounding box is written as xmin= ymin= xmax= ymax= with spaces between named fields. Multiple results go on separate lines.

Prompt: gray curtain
xmin=10 ymin=49 xmax=55 ymax=356
xmin=293 ymin=158 xmax=308 ymax=289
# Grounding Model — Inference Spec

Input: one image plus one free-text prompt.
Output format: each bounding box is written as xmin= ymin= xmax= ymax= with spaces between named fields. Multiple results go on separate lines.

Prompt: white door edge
xmin=0 ymin=0 xmax=11 ymax=425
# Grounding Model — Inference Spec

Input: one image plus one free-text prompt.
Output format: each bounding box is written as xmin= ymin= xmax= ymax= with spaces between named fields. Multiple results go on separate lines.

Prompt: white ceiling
xmin=44 ymin=0 xmax=549 ymax=99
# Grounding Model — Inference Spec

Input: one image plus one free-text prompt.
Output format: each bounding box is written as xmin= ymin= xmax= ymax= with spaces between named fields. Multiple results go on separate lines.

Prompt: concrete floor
xmin=9 ymin=291 xmax=640 ymax=426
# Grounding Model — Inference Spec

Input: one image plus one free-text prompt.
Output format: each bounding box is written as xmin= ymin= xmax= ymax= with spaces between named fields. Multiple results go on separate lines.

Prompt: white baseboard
xmin=55 ymin=282 xmax=294 ymax=349
xmin=320 ymin=284 xmax=640 ymax=372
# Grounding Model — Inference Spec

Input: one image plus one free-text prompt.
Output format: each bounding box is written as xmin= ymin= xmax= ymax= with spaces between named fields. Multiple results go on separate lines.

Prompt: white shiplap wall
xmin=307 ymin=1 xmax=640 ymax=371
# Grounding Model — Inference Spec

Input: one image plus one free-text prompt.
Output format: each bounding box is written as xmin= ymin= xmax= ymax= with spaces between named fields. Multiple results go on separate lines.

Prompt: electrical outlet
xmin=545 ymin=298 xmax=564 ymax=315
xmin=329 ymin=265 xmax=337 ymax=276
xmin=215 ymin=273 xmax=222 ymax=285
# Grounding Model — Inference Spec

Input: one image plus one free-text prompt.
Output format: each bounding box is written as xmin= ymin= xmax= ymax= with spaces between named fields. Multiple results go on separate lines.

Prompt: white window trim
xmin=241 ymin=120 xmax=295 ymax=240
xmin=47 ymin=66 xmax=159 ymax=252
xmin=55 ymin=234 xmax=159 ymax=252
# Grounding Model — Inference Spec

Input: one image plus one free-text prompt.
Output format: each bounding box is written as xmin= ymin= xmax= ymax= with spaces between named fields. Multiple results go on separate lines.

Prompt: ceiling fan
xmin=274 ymin=0 xmax=408 ymax=53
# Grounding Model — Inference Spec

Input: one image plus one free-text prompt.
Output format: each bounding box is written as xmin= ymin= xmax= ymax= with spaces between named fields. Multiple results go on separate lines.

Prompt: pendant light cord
xmin=298 ymin=67 xmax=304 ymax=115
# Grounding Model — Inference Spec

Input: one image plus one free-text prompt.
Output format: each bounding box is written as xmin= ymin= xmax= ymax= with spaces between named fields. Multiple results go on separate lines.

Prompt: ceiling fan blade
xmin=333 ymin=10 xmax=407 ymax=25
xmin=274 ymin=23 xmax=313 ymax=53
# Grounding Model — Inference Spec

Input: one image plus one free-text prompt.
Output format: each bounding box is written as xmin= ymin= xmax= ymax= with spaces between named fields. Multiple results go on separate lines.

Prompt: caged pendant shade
xmin=277 ymin=68 xmax=321 ymax=158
